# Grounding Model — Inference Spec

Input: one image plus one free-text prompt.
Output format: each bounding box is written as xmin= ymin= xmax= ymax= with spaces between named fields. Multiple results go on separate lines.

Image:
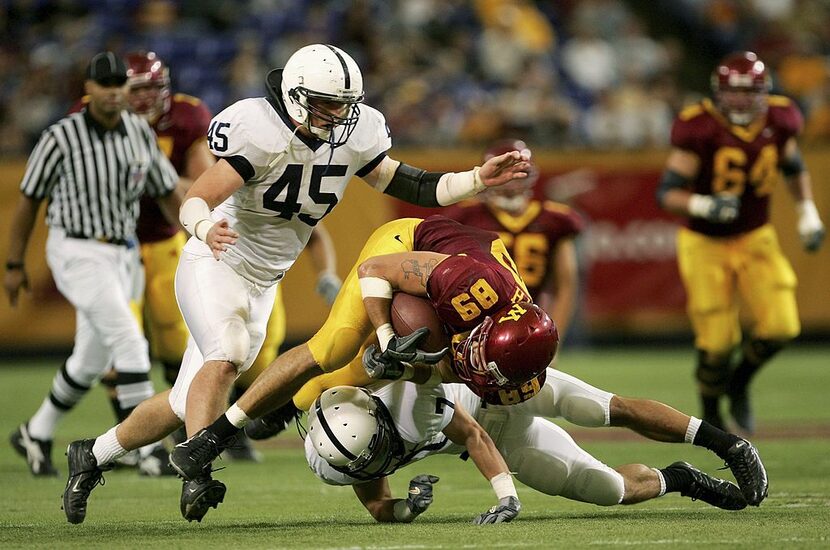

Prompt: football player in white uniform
xmin=61 ymin=43 xmax=532 ymax=525
xmin=306 ymin=377 xmax=750 ymax=525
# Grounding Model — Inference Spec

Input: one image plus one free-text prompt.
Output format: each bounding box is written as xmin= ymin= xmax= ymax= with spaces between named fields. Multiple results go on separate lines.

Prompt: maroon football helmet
xmin=454 ymin=302 xmax=558 ymax=395
xmin=710 ymin=51 xmax=770 ymax=126
xmin=125 ymin=51 xmax=171 ymax=121
xmin=482 ymin=139 xmax=538 ymax=214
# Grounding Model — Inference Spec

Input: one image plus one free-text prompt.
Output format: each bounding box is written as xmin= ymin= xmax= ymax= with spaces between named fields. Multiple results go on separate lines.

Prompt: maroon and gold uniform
xmin=414 ymin=215 xmax=529 ymax=332
xmin=294 ymin=216 xmax=535 ymax=410
xmin=670 ymin=97 xmax=802 ymax=355
xmin=447 ymin=200 xmax=583 ymax=298
xmin=672 ymin=97 xmax=802 ymax=237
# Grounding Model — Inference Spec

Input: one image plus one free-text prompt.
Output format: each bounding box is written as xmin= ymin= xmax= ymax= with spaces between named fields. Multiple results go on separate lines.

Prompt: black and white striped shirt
xmin=20 ymin=109 xmax=178 ymax=241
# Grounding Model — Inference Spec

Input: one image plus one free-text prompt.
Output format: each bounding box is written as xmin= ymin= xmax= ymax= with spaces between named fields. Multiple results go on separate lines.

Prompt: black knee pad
xmin=743 ymin=339 xmax=785 ymax=365
xmin=695 ymin=349 xmax=730 ymax=393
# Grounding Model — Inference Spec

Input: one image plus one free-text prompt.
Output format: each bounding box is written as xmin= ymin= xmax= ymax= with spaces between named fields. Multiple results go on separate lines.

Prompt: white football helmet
xmin=308 ymin=386 xmax=403 ymax=480
xmin=280 ymin=44 xmax=364 ymax=147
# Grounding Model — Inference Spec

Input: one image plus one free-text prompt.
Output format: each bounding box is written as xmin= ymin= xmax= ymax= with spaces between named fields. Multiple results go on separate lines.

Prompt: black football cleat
xmin=180 ymin=476 xmax=227 ymax=522
xmin=722 ymin=437 xmax=768 ymax=506
xmin=222 ymin=432 xmax=262 ymax=463
xmin=666 ymin=461 xmax=747 ymax=510
xmin=62 ymin=439 xmax=112 ymax=524
xmin=10 ymin=423 xmax=58 ymax=477
xmin=244 ymin=402 xmax=301 ymax=440
xmin=727 ymin=388 xmax=755 ymax=434
xmin=169 ymin=429 xmax=230 ymax=481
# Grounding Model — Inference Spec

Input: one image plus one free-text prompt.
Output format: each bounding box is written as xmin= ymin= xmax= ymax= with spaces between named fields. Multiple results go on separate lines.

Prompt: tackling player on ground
xmin=657 ymin=51 xmax=825 ymax=433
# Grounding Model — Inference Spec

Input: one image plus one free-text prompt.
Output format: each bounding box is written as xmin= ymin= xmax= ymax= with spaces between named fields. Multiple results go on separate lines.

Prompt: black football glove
xmin=706 ymin=195 xmax=741 ymax=223
xmin=383 ymin=327 xmax=448 ymax=365
xmin=406 ymin=474 xmax=439 ymax=516
xmin=363 ymin=344 xmax=406 ymax=380
xmin=472 ymin=496 xmax=521 ymax=525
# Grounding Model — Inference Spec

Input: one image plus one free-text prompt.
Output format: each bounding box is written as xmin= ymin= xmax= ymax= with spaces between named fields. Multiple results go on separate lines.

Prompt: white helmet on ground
xmin=280 ymin=44 xmax=364 ymax=147
xmin=308 ymin=386 xmax=403 ymax=480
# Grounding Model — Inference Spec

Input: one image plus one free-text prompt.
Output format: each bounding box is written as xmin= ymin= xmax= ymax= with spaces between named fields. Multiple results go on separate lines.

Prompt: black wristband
xmin=5 ymin=261 xmax=24 ymax=270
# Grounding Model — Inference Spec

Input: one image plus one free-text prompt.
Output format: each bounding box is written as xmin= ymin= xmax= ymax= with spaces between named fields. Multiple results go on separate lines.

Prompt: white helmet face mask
xmin=280 ymin=44 xmax=365 ymax=148
xmin=308 ymin=386 xmax=403 ymax=481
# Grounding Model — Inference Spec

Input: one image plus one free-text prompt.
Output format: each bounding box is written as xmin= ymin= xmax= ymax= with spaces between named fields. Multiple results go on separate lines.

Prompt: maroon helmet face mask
xmin=454 ymin=302 xmax=558 ymax=395
xmin=125 ymin=51 xmax=171 ymax=121
xmin=711 ymin=51 xmax=770 ymax=126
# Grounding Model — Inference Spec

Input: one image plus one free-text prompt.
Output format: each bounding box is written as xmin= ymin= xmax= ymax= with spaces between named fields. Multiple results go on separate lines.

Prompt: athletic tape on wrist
xmin=180 ymin=197 xmax=215 ymax=242
xmin=359 ymin=276 xmax=393 ymax=299
xmin=376 ymin=323 xmax=395 ymax=352
xmin=687 ymin=194 xmax=713 ymax=218
xmin=436 ymin=167 xmax=485 ymax=206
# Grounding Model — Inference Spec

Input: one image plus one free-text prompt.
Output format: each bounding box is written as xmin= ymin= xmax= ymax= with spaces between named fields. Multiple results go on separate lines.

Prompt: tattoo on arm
xmin=400 ymin=259 xmax=438 ymax=288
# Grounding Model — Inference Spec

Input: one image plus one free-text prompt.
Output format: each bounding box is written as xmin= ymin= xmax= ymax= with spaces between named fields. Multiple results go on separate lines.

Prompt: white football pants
xmin=169 ymin=249 xmax=277 ymax=420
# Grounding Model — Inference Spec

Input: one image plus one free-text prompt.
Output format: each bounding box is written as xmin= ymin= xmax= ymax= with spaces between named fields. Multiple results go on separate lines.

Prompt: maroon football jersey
xmin=447 ymin=200 xmax=583 ymax=297
xmin=671 ymin=96 xmax=802 ymax=237
xmin=414 ymin=215 xmax=530 ymax=334
xmin=137 ymin=94 xmax=212 ymax=242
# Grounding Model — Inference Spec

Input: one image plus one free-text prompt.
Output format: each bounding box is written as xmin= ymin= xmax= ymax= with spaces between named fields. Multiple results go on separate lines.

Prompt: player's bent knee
xmin=219 ymin=317 xmax=250 ymax=367
xmin=307 ymin=327 xmax=366 ymax=373
xmin=569 ymin=467 xmax=625 ymax=506
xmin=559 ymin=394 xmax=609 ymax=427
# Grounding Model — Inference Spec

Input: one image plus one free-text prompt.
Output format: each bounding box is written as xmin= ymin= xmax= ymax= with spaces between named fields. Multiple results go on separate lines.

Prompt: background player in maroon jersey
xmin=447 ymin=139 xmax=584 ymax=342
xmin=657 ymin=51 xmax=825 ymax=433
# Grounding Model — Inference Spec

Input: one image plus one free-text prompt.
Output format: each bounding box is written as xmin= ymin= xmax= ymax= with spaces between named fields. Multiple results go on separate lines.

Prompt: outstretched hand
xmin=479 ymin=150 xmax=533 ymax=189
xmin=205 ymin=218 xmax=239 ymax=260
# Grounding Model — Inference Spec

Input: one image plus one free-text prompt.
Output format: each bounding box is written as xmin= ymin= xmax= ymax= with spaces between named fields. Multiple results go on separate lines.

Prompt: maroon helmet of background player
xmin=710 ymin=51 xmax=771 ymax=126
xmin=454 ymin=302 xmax=558 ymax=395
xmin=482 ymin=139 xmax=539 ymax=215
xmin=125 ymin=51 xmax=171 ymax=121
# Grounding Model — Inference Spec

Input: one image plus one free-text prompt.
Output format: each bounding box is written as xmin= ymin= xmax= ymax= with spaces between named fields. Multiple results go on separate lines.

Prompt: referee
xmin=4 ymin=52 xmax=182 ymax=476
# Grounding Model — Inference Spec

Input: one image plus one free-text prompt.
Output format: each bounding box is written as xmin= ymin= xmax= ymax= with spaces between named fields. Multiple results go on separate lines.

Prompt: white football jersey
xmin=185 ymin=96 xmax=392 ymax=286
xmin=305 ymin=380 xmax=456 ymax=486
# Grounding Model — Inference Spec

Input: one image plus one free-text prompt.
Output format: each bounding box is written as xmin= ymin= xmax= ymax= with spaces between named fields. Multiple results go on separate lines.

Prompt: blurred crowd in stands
xmin=2 ymin=0 xmax=830 ymax=156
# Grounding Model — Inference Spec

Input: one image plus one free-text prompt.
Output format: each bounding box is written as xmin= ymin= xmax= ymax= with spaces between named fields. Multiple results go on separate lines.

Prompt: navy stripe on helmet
xmin=314 ymin=398 xmax=357 ymax=460
xmin=325 ymin=44 xmax=350 ymax=89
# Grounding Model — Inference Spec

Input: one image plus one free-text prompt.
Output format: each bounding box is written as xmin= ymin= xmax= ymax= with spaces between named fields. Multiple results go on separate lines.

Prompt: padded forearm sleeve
xmin=655 ymin=170 xmax=690 ymax=206
xmin=383 ymin=163 xmax=444 ymax=207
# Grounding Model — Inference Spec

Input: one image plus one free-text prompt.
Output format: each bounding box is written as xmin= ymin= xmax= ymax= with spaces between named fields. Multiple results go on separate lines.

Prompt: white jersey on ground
xmin=306 ymin=380 xmax=456 ymax=486
xmin=185 ymin=96 xmax=391 ymax=286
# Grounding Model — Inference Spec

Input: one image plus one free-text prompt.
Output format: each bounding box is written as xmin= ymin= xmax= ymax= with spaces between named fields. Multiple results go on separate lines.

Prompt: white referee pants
xmin=168 ymin=249 xmax=277 ymax=420
xmin=46 ymin=229 xmax=150 ymax=387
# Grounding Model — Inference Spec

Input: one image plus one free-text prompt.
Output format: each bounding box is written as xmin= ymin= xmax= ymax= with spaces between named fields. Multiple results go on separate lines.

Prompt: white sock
xmin=27 ymin=399 xmax=64 ymax=440
xmin=653 ymin=468 xmax=667 ymax=497
xmin=92 ymin=426 xmax=128 ymax=466
xmin=685 ymin=416 xmax=702 ymax=444
xmin=138 ymin=442 xmax=164 ymax=459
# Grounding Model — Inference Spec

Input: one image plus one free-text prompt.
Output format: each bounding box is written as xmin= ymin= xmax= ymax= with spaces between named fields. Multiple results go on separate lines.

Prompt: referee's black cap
xmin=86 ymin=52 xmax=128 ymax=87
